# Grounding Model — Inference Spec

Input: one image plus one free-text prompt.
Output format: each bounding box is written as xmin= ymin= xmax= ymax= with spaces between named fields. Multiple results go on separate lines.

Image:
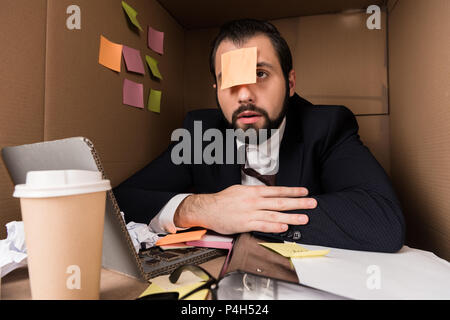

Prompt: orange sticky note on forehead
xmin=221 ymin=47 xmax=257 ymax=90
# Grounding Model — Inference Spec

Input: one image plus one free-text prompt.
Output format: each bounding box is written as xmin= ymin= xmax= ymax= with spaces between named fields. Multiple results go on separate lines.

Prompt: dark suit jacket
xmin=113 ymin=93 xmax=405 ymax=253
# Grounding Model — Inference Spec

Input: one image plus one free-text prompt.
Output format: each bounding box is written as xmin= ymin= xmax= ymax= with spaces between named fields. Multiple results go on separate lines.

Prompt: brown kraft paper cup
xmin=20 ymin=191 xmax=106 ymax=299
xmin=13 ymin=170 xmax=111 ymax=300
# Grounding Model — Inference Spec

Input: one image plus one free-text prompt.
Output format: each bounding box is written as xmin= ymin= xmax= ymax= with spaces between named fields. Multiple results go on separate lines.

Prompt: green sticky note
xmin=122 ymin=1 xmax=143 ymax=31
xmin=145 ymin=55 xmax=163 ymax=80
xmin=148 ymin=89 xmax=162 ymax=113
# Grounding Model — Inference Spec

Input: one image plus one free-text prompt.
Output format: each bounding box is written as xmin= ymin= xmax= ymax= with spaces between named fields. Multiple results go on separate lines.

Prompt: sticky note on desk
xmin=156 ymin=230 xmax=207 ymax=246
xmin=145 ymin=55 xmax=163 ymax=79
xmin=259 ymin=242 xmax=330 ymax=258
xmin=220 ymin=47 xmax=257 ymax=90
xmin=98 ymin=35 xmax=122 ymax=72
xmin=121 ymin=1 xmax=143 ymax=31
xmin=140 ymin=281 xmax=208 ymax=300
xmin=140 ymin=270 xmax=208 ymax=300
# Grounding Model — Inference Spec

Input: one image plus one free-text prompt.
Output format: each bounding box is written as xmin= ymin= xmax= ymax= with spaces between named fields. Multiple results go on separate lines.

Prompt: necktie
xmin=241 ymin=165 xmax=276 ymax=186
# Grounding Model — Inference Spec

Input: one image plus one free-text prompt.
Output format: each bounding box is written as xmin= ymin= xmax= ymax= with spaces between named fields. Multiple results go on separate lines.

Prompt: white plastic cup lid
xmin=13 ymin=170 xmax=111 ymax=198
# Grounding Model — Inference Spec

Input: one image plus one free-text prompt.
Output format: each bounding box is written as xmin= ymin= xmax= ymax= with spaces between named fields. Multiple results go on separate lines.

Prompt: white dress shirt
xmin=149 ymin=117 xmax=287 ymax=234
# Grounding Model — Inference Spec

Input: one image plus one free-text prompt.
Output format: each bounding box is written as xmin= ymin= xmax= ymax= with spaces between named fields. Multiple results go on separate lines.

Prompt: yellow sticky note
xmin=98 ymin=35 xmax=123 ymax=72
xmin=121 ymin=1 xmax=143 ymax=31
xmin=145 ymin=55 xmax=163 ymax=79
xmin=221 ymin=47 xmax=257 ymax=90
xmin=259 ymin=242 xmax=330 ymax=258
xmin=139 ymin=282 xmax=208 ymax=300
xmin=156 ymin=230 xmax=207 ymax=246
xmin=148 ymin=89 xmax=162 ymax=113
xmin=259 ymin=242 xmax=308 ymax=257
xmin=291 ymin=250 xmax=330 ymax=258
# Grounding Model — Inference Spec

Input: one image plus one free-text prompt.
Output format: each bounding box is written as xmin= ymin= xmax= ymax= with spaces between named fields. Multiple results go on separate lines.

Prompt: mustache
xmin=231 ymin=104 xmax=269 ymax=123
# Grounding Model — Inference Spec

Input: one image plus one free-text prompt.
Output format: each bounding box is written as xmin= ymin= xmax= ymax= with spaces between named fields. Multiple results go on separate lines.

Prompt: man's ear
xmin=288 ymin=69 xmax=296 ymax=97
xmin=213 ymin=83 xmax=217 ymax=89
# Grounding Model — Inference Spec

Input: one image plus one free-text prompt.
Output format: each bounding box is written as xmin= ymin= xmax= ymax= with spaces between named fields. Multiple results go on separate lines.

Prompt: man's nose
xmin=234 ymin=84 xmax=255 ymax=105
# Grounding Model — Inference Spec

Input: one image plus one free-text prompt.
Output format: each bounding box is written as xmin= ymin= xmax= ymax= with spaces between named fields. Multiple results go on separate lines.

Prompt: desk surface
xmin=1 ymin=256 xmax=226 ymax=300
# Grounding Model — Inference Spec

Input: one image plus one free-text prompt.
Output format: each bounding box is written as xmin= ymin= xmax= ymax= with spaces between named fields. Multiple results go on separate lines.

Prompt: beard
xmin=230 ymin=102 xmax=286 ymax=131
xmin=216 ymin=82 xmax=290 ymax=143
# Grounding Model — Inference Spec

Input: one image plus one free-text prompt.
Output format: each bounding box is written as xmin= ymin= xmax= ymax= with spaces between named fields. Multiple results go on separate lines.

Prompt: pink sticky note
xmin=123 ymin=79 xmax=144 ymax=109
xmin=122 ymin=45 xmax=145 ymax=75
xmin=220 ymin=249 xmax=233 ymax=278
xmin=185 ymin=240 xmax=233 ymax=250
xmin=148 ymin=26 xmax=164 ymax=55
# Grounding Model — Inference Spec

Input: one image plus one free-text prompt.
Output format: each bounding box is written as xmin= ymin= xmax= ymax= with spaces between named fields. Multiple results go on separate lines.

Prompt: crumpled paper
xmin=0 ymin=213 xmax=159 ymax=278
xmin=0 ymin=221 xmax=27 ymax=278
xmin=120 ymin=212 xmax=160 ymax=253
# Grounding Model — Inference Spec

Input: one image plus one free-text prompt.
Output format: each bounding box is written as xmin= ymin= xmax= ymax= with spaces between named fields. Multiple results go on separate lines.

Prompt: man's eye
xmin=256 ymin=70 xmax=268 ymax=78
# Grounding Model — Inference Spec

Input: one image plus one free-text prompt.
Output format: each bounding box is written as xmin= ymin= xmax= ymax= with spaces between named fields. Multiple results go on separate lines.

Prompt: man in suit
xmin=113 ymin=19 xmax=405 ymax=253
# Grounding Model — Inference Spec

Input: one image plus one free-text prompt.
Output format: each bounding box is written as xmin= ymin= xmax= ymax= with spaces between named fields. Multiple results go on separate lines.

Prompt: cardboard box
xmin=0 ymin=0 xmax=448 ymax=260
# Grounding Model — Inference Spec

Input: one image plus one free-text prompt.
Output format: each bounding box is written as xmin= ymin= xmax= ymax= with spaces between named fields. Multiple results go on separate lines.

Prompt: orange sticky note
xmin=221 ymin=47 xmax=257 ymax=90
xmin=98 ymin=35 xmax=123 ymax=72
xmin=156 ymin=230 xmax=207 ymax=246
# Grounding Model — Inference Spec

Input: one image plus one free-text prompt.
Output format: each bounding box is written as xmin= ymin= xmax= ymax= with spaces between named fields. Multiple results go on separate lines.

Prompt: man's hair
xmin=209 ymin=19 xmax=293 ymax=84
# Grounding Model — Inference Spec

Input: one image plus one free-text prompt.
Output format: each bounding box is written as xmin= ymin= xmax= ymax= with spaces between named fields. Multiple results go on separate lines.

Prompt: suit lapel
xmin=276 ymin=135 xmax=304 ymax=187
xmin=275 ymin=94 xmax=306 ymax=187
xmin=214 ymin=124 xmax=241 ymax=191
xmin=216 ymin=163 xmax=241 ymax=190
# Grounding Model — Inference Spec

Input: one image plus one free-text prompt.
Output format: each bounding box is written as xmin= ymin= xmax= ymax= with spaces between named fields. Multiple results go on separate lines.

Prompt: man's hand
xmin=173 ymin=185 xmax=317 ymax=235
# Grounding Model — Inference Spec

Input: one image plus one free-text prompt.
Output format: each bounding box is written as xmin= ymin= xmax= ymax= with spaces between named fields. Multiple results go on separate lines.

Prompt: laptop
xmin=1 ymin=137 xmax=225 ymax=281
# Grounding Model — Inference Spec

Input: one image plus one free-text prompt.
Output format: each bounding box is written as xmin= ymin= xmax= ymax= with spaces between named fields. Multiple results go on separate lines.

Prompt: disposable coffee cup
xmin=13 ymin=170 xmax=111 ymax=300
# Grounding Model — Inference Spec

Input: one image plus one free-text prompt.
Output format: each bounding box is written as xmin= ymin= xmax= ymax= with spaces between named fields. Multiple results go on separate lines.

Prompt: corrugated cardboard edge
xmin=83 ymin=137 xmax=149 ymax=282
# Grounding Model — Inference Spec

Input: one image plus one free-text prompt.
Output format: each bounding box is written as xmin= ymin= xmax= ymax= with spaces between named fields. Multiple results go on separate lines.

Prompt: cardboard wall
xmin=183 ymin=12 xmax=391 ymax=173
xmin=274 ymin=13 xmax=388 ymax=116
xmin=159 ymin=0 xmax=386 ymax=30
xmin=0 ymin=0 xmax=186 ymax=239
xmin=0 ymin=0 xmax=47 ymax=239
xmin=388 ymin=0 xmax=450 ymax=260
xmin=44 ymin=0 xmax=185 ymax=187
xmin=2 ymin=1 xmax=447 ymax=260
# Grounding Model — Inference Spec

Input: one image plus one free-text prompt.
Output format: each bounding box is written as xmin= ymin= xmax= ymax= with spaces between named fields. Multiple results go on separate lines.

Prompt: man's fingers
xmin=259 ymin=197 xmax=317 ymax=211
xmin=255 ymin=186 xmax=309 ymax=198
xmin=246 ymin=220 xmax=291 ymax=234
xmin=252 ymin=210 xmax=309 ymax=225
